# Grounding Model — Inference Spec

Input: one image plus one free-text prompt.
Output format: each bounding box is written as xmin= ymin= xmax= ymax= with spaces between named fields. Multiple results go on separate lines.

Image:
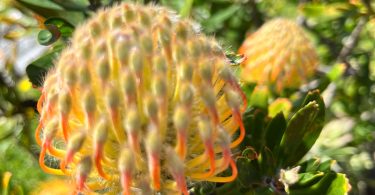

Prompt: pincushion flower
xmin=239 ymin=18 xmax=319 ymax=93
xmin=35 ymin=3 xmax=247 ymax=194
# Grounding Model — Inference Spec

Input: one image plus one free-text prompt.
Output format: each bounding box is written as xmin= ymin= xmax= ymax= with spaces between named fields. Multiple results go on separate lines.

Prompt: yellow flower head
xmin=35 ymin=3 xmax=247 ymax=194
xmin=239 ymin=18 xmax=319 ymax=93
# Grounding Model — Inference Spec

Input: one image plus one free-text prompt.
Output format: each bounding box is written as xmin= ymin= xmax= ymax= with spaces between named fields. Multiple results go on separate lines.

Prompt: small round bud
xmin=123 ymin=4 xmax=135 ymax=22
xmin=140 ymin=35 xmax=153 ymax=54
xmin=106 ymin=87 xmax=121 ymax=108
xmin=144 ymin=96 xmax=158 ymax=121
xmin=219 ymin=66 xmax=233 ymax=82
xmin=97 ymin=55 xmax=110 ymax=81
xmin=225 ymin=88 xmax=241 ymax=109
xmin=175 ymin=44 xmax=187 ymax=62
xmin=189 ymin=40 xmax=202 ymax=58
xmin=159 ymin=25 xmax=171 ymax=47
xmin=130 ymin=49 xmax=143 ymax=74
xmin=154 ymin=55 xmax=167 ymax=74
xmin=146 ymin=129 xmax=161 ymax=155
xmin=58 ymin=90 xmax=72 ymax=115
xmin=217 ymin=126 xmax=231 ymax=148
xmin=67 ymin=132 xmax=86 ymax=154
xmin=83 ymin=91 xmax=96 ymax=114
xmin=200 ymin=85 xmax=216 ymax=109
xmin=166 ymin=147 xmax=184 ymax=175
xmin=139 ymin=9 xmax=151 ymax=27
xmin=176 ymin=22 xmax=188 ymax=41
xmin=94 ymin=117 xmax=109 ymax=144
xmin=79 ymin=38 xmax=92 ymax=60
xmin=173 ymin=105 xmax=189 ymax=131
xmin=153 ymin=75 xmax=167 ymax=98
xmin=65 ymin=65 xmax=77 ymax=87
xmin=90 ymin=20 xmax=102 ymax=37
xmin=77 ymin=156 xmax=92 ymax=177
xmin=125 ymin=106 xmax=141 ymax=133
xmin=200 ymin=63 xmax=213 ymax=82
xmin=123 ymin=70 xmax=136 ymax=97
xmin=44 ymin=119 xmax=59 ymax=142
xmin=111 ymin=12 xmax=123 ymax=28
xmin=198 ymin=116 xmax=213 ymax=141
xmin=79 ymin=67 xmax=91 ymax=87
xmin=95 ymin=40 xmax=107 ymax=56
xmin=179 ymin=83 xmax=194 ymax=106
xmin=118 ymin=147 xmax=135 ymax=172
xmin=116 ymin=34 xmax=132 ymax=64
xmin=180 ymin=63 xmax=193 ymax=81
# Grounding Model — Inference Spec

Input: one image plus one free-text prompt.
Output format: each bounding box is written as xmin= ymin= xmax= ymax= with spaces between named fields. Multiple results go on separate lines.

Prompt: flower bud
xmin=79 ymin=67 xmax=91 ymax=87
xmin=153 ymin=75 xmax=167 ymax=99
xmin=200 ymin=85 xmax=216 ymax=109
xmin=76 ymin=156 xmax=92 ymax=190
xmin=94 ymin=117 xmax=109 ymax=145
xmin=144 ymin=96 xmax=158 ymax=122
xmin=154 ymin=55 xmax=167 ymax=74
xmin=66 ymin=132 xmax=86 ymax=158
xmin=123 ymin=4 xmax=135 ymax=22
xmin=44 ymin=119 xmax=59 ymax=142
xmin=106 ymin=87 xmax=121 ymax=109
xmin=225 ymin=88 xmax=241 ymax=109
xmin=179 ymin=83 xmax=194 ymax=106
xmin=176 ymin=22 xmax=188 ymax=41
xmin=83 ymin=91 xmax=96 ymax=114
xmin=180 ymin=62 xmax=193 ymax=81
xmin=130 ymin=48 xmax=143 ymax=75
xmin=173 ymin=105 xmax=189 ymax=131
xmin=200 ymin=62 xmax=213 ymax=83
xmin=116 ymin=34 xmax=133 ymax=64
xmin=118 ymin=147 xmax=135 ymax=173
xmin=97 ymin=55 xmax=110 ymax=82
xmin=58 ymin=90 xmax=71 ymax=115
xmin=125 ymin=106 xmax=141 ymax=134
xmin=64 ymin=65 xmax=77 ymax=87
xmin=198 ymin=116 xmax=213 ymax=141
xmin=146 ymin=128 xmax=161 ymax=155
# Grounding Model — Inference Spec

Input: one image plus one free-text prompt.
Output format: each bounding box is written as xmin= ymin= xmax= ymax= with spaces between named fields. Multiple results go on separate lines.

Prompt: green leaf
xmin=278 ymin=90 xmax=325 ymax=166
xmin=258 ymin=147 xmax=276 ymax=176
xmin=264 ymin=112 xmax=286 ymax=152
xmin=241 ymin=109 xmax=267 ymax=151
xmin=37 ymin=17 xmax=75 ymax=45
xmin=291 ymin=172 xmax=325 ymax=189
xmin=289 ymin=172 xmax=350 ymax=195
xmin=301 ymin=3 xmax=351 ymax=21
xmin=44 ymin=17 xmax=74 ymax=38
xmin=236 ymin=157 xmax=262 ymax=188
xmin=278 ymin=101 xmax=319 ymax=166
xmin=317 ymin=160 xmax=335 ymax=172
xmin=26 ymin=46 xmax=63 ymax=87
xmin=327 ymin=63 xmax=346 ymax=81
xmin=38 ymin=29 xmax=57 ymax=46
xmin=298 ymin=158 xmax=321 ymax=173
xmin=249 ymin=86 xmax=269 ymax=109
xmin=202 ymin=4 xmax=241 ymax=32
xmin=16 ymin=0 xmax=85 ymax=26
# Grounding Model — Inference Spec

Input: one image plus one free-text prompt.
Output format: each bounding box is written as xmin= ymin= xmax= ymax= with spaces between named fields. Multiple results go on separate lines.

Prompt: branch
xmin=337 ymin=17 xmax=367 ymax=63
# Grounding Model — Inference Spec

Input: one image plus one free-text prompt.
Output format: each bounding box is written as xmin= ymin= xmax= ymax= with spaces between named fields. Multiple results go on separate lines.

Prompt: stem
xmin=180 ymin=0 xmax=194 ymax=18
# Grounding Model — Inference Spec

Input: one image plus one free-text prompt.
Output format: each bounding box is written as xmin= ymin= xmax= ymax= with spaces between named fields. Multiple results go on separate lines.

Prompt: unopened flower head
xmin=35 ymin=3 xmax=247 ymax=194
xmin=239 ymin=18 xmax=319 ymax=93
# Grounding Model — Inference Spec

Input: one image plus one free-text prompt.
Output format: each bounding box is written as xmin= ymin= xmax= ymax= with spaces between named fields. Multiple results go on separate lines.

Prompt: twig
xmin=337 ymin=17 xmax=367 ymax=63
